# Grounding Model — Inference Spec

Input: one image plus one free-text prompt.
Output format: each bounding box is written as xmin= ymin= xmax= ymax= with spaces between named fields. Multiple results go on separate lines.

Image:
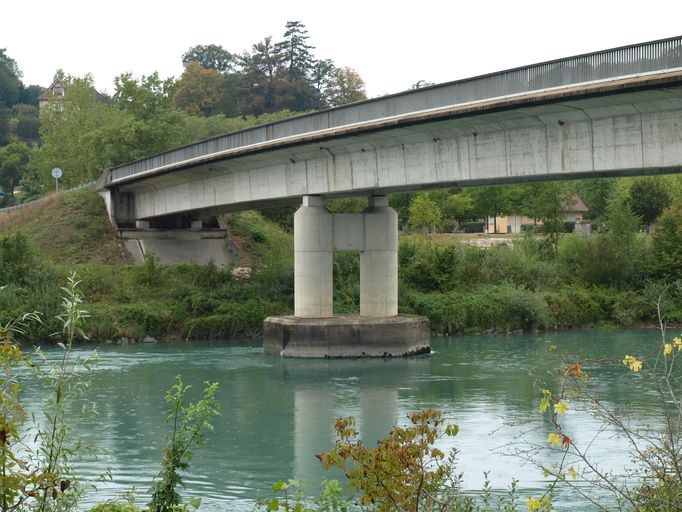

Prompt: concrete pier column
xmin=294 ymin=196 xmax=333 ymax=318
xmin=360 ymin=196 xmax=398 ymax=317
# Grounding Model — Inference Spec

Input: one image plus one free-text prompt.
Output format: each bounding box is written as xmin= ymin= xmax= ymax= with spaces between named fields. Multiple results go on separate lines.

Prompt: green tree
xmin=0 ymin=108 xmax=9 ymax=147
xmin=535 ymin=183 xmax=569 ymax=258
xmin=0 ymin=143 xmax=31 ymax=197
xmin=428 ymin=189 xmax=474 ymax=225
xmin=469 ymin=185 xmax=511 ymax=233
xmin=629 ymin=177 xmax=671 ymax=232
xmin=606 ymin=191 xmax=640 ymax=251
xmin=310 ymin=58 xmax=336 ymax=105
xmin=240 ymin=37 xmax=283 ymax=114
xmin=0 ymin=49 xmax=23 ymax=146
xmin=12 ymin=103 xmax=40 ymax=142
xmin=181 ymin=44 xmax=234 ymax=74
xmin=408 ymin=193 xmax=443 ymax=234
xmin=34 ymin=75 xmax=136 ymax=187
xmin=0 ymin=49 xmax=21 ymax=109
xmin=328 ymin=67 xmax=366 ymax=106
xmin=0 ymin=310 xmax=47 ymax=512
xmin=272 ymin=21 xmax=323 ymax=111
xmin=275 ymin=21 xmax=315 ymax=81
xmin=652 ymin=203 xmax=682 ymax=280
xmin=113 ymin=72 xmax=185 ymax=156
xmin=18 ymin=84 xmax=41 ymax=106
xmin=174 ymin=62 xmax=224 ymax=116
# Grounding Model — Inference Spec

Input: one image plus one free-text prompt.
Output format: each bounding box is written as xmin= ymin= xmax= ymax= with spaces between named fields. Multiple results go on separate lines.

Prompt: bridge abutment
xmin=264 ymin=195 xmax=429 ymax=358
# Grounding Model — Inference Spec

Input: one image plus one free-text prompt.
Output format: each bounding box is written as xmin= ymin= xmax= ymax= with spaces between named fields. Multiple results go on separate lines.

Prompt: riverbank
xmin=0 ymin=188 xmax=678 ymax=344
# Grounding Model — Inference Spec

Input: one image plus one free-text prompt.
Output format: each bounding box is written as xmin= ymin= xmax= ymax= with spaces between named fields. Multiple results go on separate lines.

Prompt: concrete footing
xmin=263 ymin=315 xmax=430 ymax=358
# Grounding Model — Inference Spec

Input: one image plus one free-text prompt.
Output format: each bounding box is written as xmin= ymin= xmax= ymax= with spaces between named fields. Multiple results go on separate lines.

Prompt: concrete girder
xmin=104 ymin=84 xmax=682 ymax=223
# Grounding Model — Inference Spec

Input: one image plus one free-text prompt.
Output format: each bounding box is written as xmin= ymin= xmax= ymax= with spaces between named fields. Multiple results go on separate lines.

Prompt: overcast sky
xmin=3 ymin=0 xmax=681 ymax=98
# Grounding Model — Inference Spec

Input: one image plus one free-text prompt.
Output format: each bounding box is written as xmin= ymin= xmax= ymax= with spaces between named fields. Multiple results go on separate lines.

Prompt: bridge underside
xmin=98 ymin=73 xmax=682 ymax=357
xmin=103 ymin=75 xmax=682 ymax=227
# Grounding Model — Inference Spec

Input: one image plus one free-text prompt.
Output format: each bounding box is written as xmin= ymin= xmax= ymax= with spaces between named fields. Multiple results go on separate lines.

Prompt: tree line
xmin=0 ymin=49 xmax=41 ymax=147
xmin=398 ymin=176 xmax=673 ymax=236
xmin=0 ymin=20 xmax=367 ymax=201
xmin=176 ymin=20 xmax=366 ymax=117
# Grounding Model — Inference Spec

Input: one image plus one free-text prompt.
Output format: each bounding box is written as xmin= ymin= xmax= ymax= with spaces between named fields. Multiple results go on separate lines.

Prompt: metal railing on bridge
xmin=110 ymin=35 xmax=682 ymax=182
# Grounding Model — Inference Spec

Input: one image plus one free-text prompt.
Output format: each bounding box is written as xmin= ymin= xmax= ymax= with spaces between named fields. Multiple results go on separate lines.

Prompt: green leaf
xmin=267 ymin=497 xmax=279 ymax=510
xmin=272 ymin=480 xmax=284 ymax=492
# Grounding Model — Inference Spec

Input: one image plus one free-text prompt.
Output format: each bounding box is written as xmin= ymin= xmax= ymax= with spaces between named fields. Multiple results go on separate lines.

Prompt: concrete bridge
xmin=98 ymin=36 xmax=682 ymax=357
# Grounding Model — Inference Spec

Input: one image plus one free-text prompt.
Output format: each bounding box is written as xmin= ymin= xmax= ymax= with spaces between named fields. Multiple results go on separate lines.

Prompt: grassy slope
xmin=0 ymin=189 xmax=124 ymax=265
xmin=0 ymin=188 xmax=295 ymax=342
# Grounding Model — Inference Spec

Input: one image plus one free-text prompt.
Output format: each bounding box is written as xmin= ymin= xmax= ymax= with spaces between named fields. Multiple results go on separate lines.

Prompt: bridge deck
xmin=106 ymin=36 xmax=682 ymax=185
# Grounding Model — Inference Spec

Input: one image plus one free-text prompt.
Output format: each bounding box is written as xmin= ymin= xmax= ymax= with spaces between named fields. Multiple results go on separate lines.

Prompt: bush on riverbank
xmin=3 ymin=188 xmax=682 ymax=342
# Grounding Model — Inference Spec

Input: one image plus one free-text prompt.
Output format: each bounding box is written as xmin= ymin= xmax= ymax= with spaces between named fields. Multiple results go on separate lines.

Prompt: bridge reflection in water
xmin=17 ymin=331 xmax=666 ymax=510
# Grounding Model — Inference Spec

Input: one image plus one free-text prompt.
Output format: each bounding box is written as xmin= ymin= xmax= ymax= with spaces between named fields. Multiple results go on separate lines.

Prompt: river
xmin=17 ymin=328 xmax=669 ymax=510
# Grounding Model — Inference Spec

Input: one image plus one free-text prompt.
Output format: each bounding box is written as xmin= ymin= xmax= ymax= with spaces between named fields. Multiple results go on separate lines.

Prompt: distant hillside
xmin=0 ymin=188 xmax=126 ymax=265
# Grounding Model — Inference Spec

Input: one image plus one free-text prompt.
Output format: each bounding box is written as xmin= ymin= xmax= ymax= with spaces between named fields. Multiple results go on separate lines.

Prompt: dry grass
xmin=0 ymin=189 xmax=126 ymax=265
xmin=0 ymin=193 xmax=61 ymax=231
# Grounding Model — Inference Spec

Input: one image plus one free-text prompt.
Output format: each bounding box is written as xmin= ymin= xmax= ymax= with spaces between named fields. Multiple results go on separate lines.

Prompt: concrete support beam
xmin=275 ymin=195 xmax=427 ymax=357
xmin=294 ymin=196 xmax=333 ymax=318
xmin=360 ymin=196 xmax=398 ymax=317
xmin=293 ymin=195 xmax=398 ymax=319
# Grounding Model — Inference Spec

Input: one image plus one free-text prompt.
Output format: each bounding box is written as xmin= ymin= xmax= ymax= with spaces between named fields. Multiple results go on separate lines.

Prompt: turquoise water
xmin=18 ymin=329 xmax=667 ymax=510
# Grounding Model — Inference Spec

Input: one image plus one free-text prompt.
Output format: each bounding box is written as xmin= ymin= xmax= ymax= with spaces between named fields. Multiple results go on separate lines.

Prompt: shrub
xmin=88 ymin=301 xmax=181 ymax=342
xmin=250 ymin=225 xmax=268 ymax=243
xmin=402 ymin=284 xmax=552 ymax=334
xmin=148 ymin=377 xmax=219 ymax=512
xmin=546 ymin=286 xmax=599 ymax=329
xmin=318 ymin=411 xmax=462 ymax=511
xmin=482 ymin=245 xmax=558 ymax=290
xmin=0 ymin=231 xmax=40 ymax=286
xmin=185 ymin=300 xmax=270 ymax=339
xmin=400 ymin=240 xmax=483 ymax=292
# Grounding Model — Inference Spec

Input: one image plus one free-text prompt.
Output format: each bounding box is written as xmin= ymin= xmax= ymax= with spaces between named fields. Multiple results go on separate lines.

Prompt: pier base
xmin=263 ymin=315 xmax=430 ymax=358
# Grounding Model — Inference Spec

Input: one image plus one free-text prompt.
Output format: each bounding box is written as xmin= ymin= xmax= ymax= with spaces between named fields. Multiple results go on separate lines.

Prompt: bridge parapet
xmin=107 ymin=36 xmax=682 ymax=184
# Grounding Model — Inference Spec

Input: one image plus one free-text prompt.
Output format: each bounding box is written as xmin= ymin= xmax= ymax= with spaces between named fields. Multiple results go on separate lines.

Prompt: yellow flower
xmin=527 ymin=496 xmax=550 ymax=511
xmin=664 ymin=343 xmax=673 ymax=357
xmin=527 ymin=497 xmax=541 ymax=511
xmin=547 ymin=433 xmax=562 ymax=446
xmin=623 ymin=355 xmax=642 ymax=372
xmin=554 ymin=400 xmax=569 ymax=415
xmin=674 ymin=337 xmax=682 ymax=351
xmin=567 ymin=466 xmax=577 ymax=480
